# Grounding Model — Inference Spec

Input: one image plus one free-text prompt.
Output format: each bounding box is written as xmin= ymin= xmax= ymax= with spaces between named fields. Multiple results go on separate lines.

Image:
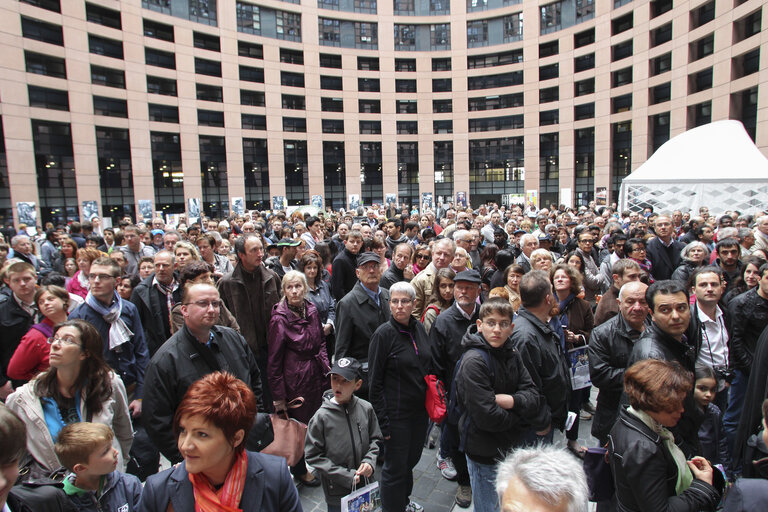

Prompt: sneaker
xmin=455 ymin=484 xmax=472 ymax=508
xmin=579 ymin=410 xmax=593 ymax=420
xmin=436 ymin=455 xmax=458 ymax=480
xmin=405 ymin=501 xmax=424 ymax=512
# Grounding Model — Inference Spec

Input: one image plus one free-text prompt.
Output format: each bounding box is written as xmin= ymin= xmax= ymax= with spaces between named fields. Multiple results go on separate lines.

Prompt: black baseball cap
xmin=356 ymin=252 xmax=381 ymax=268
xmin=327 ymin=357 xmax=363 ymax=381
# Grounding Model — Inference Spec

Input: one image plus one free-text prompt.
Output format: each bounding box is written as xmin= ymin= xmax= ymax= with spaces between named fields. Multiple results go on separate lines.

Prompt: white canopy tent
xmin=619 ymin=120 xmax=768 ymax=215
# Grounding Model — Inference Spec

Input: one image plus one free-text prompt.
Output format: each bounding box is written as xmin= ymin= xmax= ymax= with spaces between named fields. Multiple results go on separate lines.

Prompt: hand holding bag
xmin=262 ymin=397 xmax=307 ymax=467
xmin=340 ymin=478 xmax=382 ymax=512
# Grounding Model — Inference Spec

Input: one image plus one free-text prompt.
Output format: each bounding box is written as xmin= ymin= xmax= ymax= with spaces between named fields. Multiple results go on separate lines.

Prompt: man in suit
xmin=646 ymin=215 xmax=685 ymax=281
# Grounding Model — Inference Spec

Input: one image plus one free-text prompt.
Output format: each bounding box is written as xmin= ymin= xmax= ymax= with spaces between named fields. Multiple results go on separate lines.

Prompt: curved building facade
xmin=0 ymin=0 xmax=765 ymax=225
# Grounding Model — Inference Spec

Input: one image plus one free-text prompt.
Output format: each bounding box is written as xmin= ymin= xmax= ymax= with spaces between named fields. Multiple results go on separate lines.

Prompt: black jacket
xmin=588 ymin=313 xmax=646 ymax=443
xmin=368 ymin=317 xmax=433 ymax=436
xmin=379 ymin=264 xmax=408 ymax=290
xmin=727 ymin=287 xmax=768 ymax=373
xmin=142 ymin=324 xmax=265 ymax=463
xmin=609 ymin=407 xmax=722 ymax=512
xmin=628 ymin=323 xmax=704 ymax=458
xmin=670 ymin=260 xmax=701 ymax=287
xmin=734 ymin=323 xmax=768 ymax=470
xmin=130 ymin=274 xmax=172 ymax=357
xmin=0 ymin=290 xmax=35 ymax=387
xmin=334 ymin=283 xmax=390 ymax=362
xmin=455 ymin=327 xmax=540 ymax=464
xmin=331 ymin=249 xmax=358 ymax=301
xmin=646 ymin=237 xmax=685 ymax=281
xmin=430 ymin=302 xmax=478 ymax=389
xmin=510 ymin=307 xmax=570 ymax=430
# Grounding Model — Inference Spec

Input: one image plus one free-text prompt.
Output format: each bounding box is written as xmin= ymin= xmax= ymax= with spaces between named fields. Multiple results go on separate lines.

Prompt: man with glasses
xmin=646 ymin=214 xmax=685 ymax=281
xmin=411 ymin=238 xmax=456 ymax=319
xmin=142 ymin=282 xmax=266 ymax=464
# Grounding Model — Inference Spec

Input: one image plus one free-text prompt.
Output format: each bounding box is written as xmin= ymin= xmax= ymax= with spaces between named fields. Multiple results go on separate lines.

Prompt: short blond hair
xmin=54 ymin=422 xmax=114 ymax=471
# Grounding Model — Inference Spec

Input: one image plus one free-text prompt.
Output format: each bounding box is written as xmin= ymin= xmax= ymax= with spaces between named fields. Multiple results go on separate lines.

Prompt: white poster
xmin=560 ymin=188 xmax=572 ymax=209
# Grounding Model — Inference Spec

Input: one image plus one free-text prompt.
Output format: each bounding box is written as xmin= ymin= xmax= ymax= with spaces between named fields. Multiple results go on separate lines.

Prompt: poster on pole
xmin=595 ymin=187 xmax=607 ymax=206
xmin=82 ymin=200 xmax=99 ymax=221
xmin=311 ymin=195 xmax=324 ymax=209
xmin=385 ymin=193 xmax=397 ymax=208
xmin=138 ymin=200 xmax=154 ymax=222
xmin=348 ymin=194 xmax=360 ymax=210
xmin=16 ymin=202 xmax=37 ymax=227
xmin=525 ymin=190 xmax=538 ymax=209
xmin=455 ymin=191 xmax=467 ymax=208
xmin=272 ymin=196 xmax=285 ymax=212
xmin=560 ymin=188 xmax=573 ymax=209
xmin=421 ymin=192 xmax=433 ymax=211
xmin=187 ymin=198 xmax=201 ymax=225
xmin=231 ymin=197 xmax=245 ymax=216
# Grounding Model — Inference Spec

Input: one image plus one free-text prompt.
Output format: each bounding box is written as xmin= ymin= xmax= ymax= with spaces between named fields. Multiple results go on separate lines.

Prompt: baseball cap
xmin=327 ymin=357 xmax=363 ymax=381
xmin=277 ymin=238 xmax=301 ymax=247
xmin=454 ymin=269 xmax=482 ymax=284
xmin=356 ymin=252 xmax=381 ymax=267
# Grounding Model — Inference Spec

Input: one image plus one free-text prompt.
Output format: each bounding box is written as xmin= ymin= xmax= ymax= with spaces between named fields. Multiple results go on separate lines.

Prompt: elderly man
xmin=130 ymin=250 xmax=178 ymax=357
xmin=515 ymin=234 xmax=538 ymax=274
xmin=9 ymin=235 xmax=46 ymax=274
xmin=751 ymin=215 xmax=768 ymax=254
xmin=646 ymin=215 xmax=685 ymax=281
xmin=495 ymin=446 xmax=588 ymax=512
xmin=593 ymin=258 xmax=642 ymax=326
xmin=162 ymin=231 xmax=180 ymax=252
xmin=380 ymin=242 xmax=414 ymax=290
xmin=411 ymin=238 xmax=456 ymax=319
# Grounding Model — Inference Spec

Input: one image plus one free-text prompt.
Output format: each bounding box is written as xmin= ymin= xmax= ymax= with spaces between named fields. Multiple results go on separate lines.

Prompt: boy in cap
xmin=305 ymin=357 xmax=383 ymax=512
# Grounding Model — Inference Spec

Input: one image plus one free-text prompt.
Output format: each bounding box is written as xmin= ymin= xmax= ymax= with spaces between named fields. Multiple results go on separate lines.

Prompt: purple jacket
xmin=267 ymin=299 xmax=330 ymax=423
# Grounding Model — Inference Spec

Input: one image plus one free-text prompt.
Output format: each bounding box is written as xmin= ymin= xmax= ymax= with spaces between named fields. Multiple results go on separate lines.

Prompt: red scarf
xmin=189 ymin=449 xmax=248 ymax=512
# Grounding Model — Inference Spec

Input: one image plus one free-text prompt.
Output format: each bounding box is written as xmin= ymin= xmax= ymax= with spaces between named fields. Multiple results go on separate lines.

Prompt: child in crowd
xmin=454 ymin=299 xmax=541 ymax=512
xmin=694 ymin=365 xmax=731 ymax=475
xmin=305 ymin=357 xmax=383 ymax=512
xmin=54 ymin=422 xmax=142 ymax=512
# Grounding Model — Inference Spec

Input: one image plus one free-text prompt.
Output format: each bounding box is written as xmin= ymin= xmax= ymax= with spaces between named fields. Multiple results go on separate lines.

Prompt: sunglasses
xmin=417 ymin=254 xmax=431 ymax=260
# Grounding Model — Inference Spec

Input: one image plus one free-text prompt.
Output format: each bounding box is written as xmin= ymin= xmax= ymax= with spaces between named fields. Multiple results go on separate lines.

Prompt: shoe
xmin=579 ymin=410 xmax=593 ymax=420
xmin=436 ymin=455 xmax=458 ymax=480
xmin=405 ymin=501 xmax=424 ymax=512
xmin=455 ymin=484 xmax=472 ymax=508
xmin=299 ymin=473 xmax=321 ymax=487
xmin=567 ymin=442 xmax=587 ymax=460
xmin=583 ymin=401 xmax=596 ymax=414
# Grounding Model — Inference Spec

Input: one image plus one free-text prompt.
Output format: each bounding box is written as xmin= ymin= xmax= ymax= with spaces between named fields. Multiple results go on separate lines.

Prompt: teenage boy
xmin=305 ymin=357 xmax=383 ymax=512
xmin=54 ymin=422 xmax=142 ymax=512
xmin=454 ymin=299 xmax=541 ymax=512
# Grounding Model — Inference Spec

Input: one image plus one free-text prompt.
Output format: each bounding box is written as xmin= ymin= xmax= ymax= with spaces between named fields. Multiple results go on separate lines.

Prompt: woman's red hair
xmin=173 ymin=372 xmax=258 ymax=451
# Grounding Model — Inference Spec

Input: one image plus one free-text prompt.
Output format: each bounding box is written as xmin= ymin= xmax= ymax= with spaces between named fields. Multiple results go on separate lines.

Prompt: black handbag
xmin=583 ymin=446 xmax=614 ymax=502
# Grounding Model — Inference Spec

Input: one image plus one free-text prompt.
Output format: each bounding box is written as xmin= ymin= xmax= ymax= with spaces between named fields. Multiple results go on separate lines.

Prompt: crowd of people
xmin=0 ymin=201 xmax=768 ymax=512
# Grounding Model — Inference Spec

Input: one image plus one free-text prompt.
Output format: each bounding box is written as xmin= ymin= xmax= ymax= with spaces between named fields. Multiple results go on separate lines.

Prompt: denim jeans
xmin=465 ymin=457 xmax=499 ymax=512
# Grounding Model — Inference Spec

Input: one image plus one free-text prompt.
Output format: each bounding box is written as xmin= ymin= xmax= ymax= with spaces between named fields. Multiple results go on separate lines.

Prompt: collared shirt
xmin=696 ymin=304 xmax=729 ymax=369
xmin=455 ymin=302 xmax=477 ymax=321
xmin=359 ymin=281 xmax=381 ymax=306
xmin=13 ymin=292 xmax=36 ymax=318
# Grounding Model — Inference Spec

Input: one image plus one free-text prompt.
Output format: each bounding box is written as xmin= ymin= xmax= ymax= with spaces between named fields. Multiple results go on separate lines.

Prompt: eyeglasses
xmin=578 ymin=238 xmax=595 ymax=244
xmin=88 ymin=273 xmax=115 ymax=281
xmin=390 ymin=298 xmax=413 ymax=305
xmin=630 ymin=247 xmax=646 ymax=253
xmin=416 ymin=254 xmax=431 ymax=260
xmin=185 ymin=300 xmax=223 ymax=309
xmin=483 ymin=320 xmax=512 ymax=330
xmin=47 ymin=336 xmax=81 ymax=347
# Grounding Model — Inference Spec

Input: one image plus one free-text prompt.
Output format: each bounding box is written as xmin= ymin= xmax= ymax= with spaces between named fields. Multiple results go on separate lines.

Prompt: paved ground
xmin=298 ymin=392 xmax=599 ymax=512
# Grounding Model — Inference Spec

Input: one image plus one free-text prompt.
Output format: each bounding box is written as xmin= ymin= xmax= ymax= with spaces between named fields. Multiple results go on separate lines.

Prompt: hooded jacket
xmin=304 ymin=392 xmax=383 ymax=506
xmin=455 ymin=326 xmax=541 ymax=464
xmin=510 ymin=307 xmax=571 ymax=430
xmin=63 ymin=470 xmax=142 ymax=512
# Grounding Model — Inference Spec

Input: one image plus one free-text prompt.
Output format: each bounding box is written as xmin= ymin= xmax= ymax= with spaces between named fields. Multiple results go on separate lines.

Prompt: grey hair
xmin=453 ymin=230 xmax=470 ymax=242
xmin=718 ymin=227 xmax=738 ymax=240
xmin=680 ymin=241 xmax=709 ymax=261
xmin=495 ymin=446 xmax=588 ymax=512
xmin=737 ymin=227 xmax=753 ymax=240
xmin=389 ymin=281 xmax=416 ymax=301
xmin=281 ymin=270 xmax=308 ymax=296
xmin=618 ymin=280 xmax=648 ymax=301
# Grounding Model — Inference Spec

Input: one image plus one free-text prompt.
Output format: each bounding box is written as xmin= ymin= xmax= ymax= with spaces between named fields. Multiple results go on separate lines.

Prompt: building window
xmin=433 ymin=99 xmax=452 ymax=112
xmin=144 ymin=19 xmax=174 ymax=41
xmin=195 ymin=57 xmax=222 ymax=77
xmin=197 ymin=84 xmax=223 ymax=102
xmin=612 ymin=40 xmax=633 ymax=61
xmin=198 ymin=109 xmax=224 ymax=127
xmin=360 ymin=142 xmax=382 ymax=205
xmin=354 ymin=0 xmax=377 ymax=13
xmin=143 ymin=0 xmax=171 ymax=15
xmin=240 ymin=65 xmax=265 ymax=83
xmin=21 ymin=17 xmax=63 ymax=46
xmin=243 ymin=138 xmax=269 ymax=210
xmin=650 ymin=52 xmax=671 ymax=75
xmin=25 ymin=51 xmax=66 ymax=78
xmin=394 ymin=0 xmax=415 ymax=14
xmin=539 ymin=63 xmax=559 ymax=80
xmin=282 ymin=94 xmax=306 ymax=110
xmin=574 ymin=102 xmax=594 ymax=120
xmin=576 ymin=0 xmax=594 ymax=22
xmin=89 ymin=35 xmax=123 ymax=59
xmin=396 ymin=100 xmax=418 ymax=114
xmin=322 ymin=119 xmax=344 ymax=133
xmin=539 ymin=86 xmax=558 ymax=103
xmin=691 ymin=0 xmax=715 ymax=29
xmin=574 ymin=28 xmax=594 ymax=48
xmin=395 ymin=79 xmax=417 ymax=92
xmin=86 ymin=3 xmax=122 ymax=29
xmin=148 ymin=103 xmax=179 ymax=123
xmin=468 ymin=93 xmax=523 ymax=111
xmin=432 ymin=58 xmax=451 ymax=71
xmin=434 ymin=141 xmax=453 ymax=200
xmin=433 ymin=120 xmax=453 ymax=134
xmin=689 ymin=68 xmax=713 ymax=93
xmin=284 ymin=140 xmax=308 ymax=206
xmin=650 ymin=112 xmax=670 ymax=153
xmin=320 ymin=53 xmax=342 ymax=68
xmin=358 ymin=57 xmax=379 ymax=70
xmin=469 ymin=115 xmax=523 ymax=132
xmin=321 ymin=75 xmax=343 ymax=90
xmin=433 ymin=79 xmax=452 ymax=92
xmin=734 ymin=9 xmax=761 ymax=43
xmin=276 ymin=11 xmax=302 ymax=41
xmin=731 ymin=87 xmax=757 ymax=142
xmin=612 ymin=13 xmax=633 ymax=35
xmin=359 ymin=121 xmax=381 ymax=134
xmin=650 ymin=83 xmax=670 ymax=104
xmin=194 ymin=31 xmax=221 ymax=51
xmin=319 ymin=18 xmax=340 ymax=45
xmin=147 ymin=76 xmax=177 ymax=96
xmin=469 ymin=137 xmax=524 ymax=200
xmin=359 ymin=99 xmax=381 ymax=113
xmin=394 ymin=24 xmax=416 ymax=50
xmin=503 ymin=13 xmax=523 ymax=42
xmin=150 ymin=131 xmax=184 ymax=213
xmin=539 ymin=109 xmax=558 ymax=126
xmin=20 ymin=0 xmax=60 ymax=12
xmin=574 ymin=53 xmax=594 ymax=72
xmin=200 ymin=135 xmax=228 ymax=218
xmin=93 ymin=96 xmax=127 ymax=118
xmin=281 ymin=71 xmax=305 ymax=87
xmin=145 ymin=48 xmax=176 ymax=69
xmin=91 ymin=65 xmax=125 ymax=89
xmin=539 ymin=40 xmax=558 ymax=57
xmin=241 ymin=89 xmax=265 ymax=106
xmin=689 ymin=101 xmax=712 ymax=128
xmin=396 ymin=58 xmax=417 ymax=71
xmin=190 ymin=0 xmax=217 ymax=25
xmin=323 ymin=141 xmax=346 ymax=210
xmin=242 ymin=114 xmax=267 ymax=130
xmin=574 ymin=127 xmax=594 ymax=206
xmin=431 ymin=24 xmax=450 ymax=49
xmin=574 ymin=78 xmax=594 ymax=96
xmin=318 ymin=0 xmax=340 ymax=10
xmin=690 ymin=34 xmax=714 ymax=61
xmin=468 ymin=71 xmax=523 ymax=90
xmin=355 ymin=22 xmax=377 ymax=49
xmin=467 ymin=49 xmax=522 ymax=68
xmin=612 ymin=67 xmax=633 ymax=87
xmin=539 ymin=133 xmax=559 ymax=206
xmin=651 ymin=0 xmax=673 ymax=18
xmin=238 ymin=41 xmax=263 ymax=58
xmin=612 ymin=93 xmax=632 ymax=113
xmin=28 ymin=86 xmax=68 ymax=111
xmin=282 ymin=117 xmax=307 ymax=132
xmin=467 ymin=20 xmax=488 ymax=47
xmin=96 ymin=127 xmax=135 ymax=222
xmin=611 ymin=121 xmax=631 ymax=202
xmin=397 ymin=142 xmax=419 ymax=207
xmin=397 ymin=121 xmax=418 ymax=134
xmin=358 ymin=78 xmax=380 ymax=92
xmin=236 ymin=2 xmax=261 ymax=34
xmin=651 ymin=22 xmax=672 ymax=47
xmin=32 ymin=120 xmax=78 ymax=224
xmin=540 ymin=1 xmax=562 ymax=34
xmin=733 ymin=48 xmax=760 ymax=78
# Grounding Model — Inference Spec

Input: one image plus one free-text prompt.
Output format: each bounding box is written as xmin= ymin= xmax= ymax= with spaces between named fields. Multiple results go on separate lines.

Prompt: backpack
xmin=447 ymin=347 xmax=495 ymax=452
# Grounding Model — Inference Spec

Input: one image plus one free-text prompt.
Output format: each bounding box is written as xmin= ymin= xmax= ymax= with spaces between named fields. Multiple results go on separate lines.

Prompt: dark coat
xmin=671 ymin=260 xmax=701 ymax=287
xmin=455 ymin=327 xmax=541 ymax=464
xmin=0 ymin=290 xmax=35 ymax=387
xmin=331 ymin=249 xmax=358 ymax=301
xmin=588 ymin=313 xmax=646 ymax=443
xmin=7 ymin=481 xmax=77 ymax=512
xmin=510 ymin=307 xmax=570 ymax=430
xmin=646 ymin=237 xmax=685 ymax=281
xmin=139 ymin=451 xmax=302 ymax=512
xmin=723 ymin=478 xmax=768 ymax=512
xmin=727 ymin=287 xmax=768 ymax=373
xmin=608 ymin=407 xmax=722 ymax=512
xmin=267 ymin=299 xmax=330 ymax=424
xmin=628 ymin=323 xmax=703 ymax=458
xmin=430 ymin=302 xmax=478 ymax=389
xmin=733 ymin=323 xmax=768 ymax=469
xmin=368 ymin=316 xmax=433 ymax=437
xmin=380 ymin=264 xmax=408 ymax=290
xmin=142 ymin=324 xmax=264 ymax=463
xmin=593 ymin=284 xmax=619 ymax=326
xmin=217 ymin=263 xmax=281 ymax=358
xmin=334 ymin=283 xmax=390 ymax=362
xmin=698 ymin=402 xmax=730 ymax=469
xmin=130 ymin=274 xmax=171 ymax=357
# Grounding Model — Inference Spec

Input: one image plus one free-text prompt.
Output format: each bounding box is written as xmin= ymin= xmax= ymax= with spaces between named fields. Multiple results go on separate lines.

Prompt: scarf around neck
xmin=627 ymin=406 xmax=693 ymax=495
xmin=189 ymin=448 xmax=248 ymax=512
xmin=85 ymin=291 xmax=133 ymax=351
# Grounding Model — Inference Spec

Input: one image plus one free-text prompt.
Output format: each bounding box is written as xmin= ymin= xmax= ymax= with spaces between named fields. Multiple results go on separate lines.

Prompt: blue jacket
xmin=69 ymin=300 xmax=150 ymax=398
xmin=138 ymin=451 xmax=303 ymax=512
xmin=64 ymin=471 xmax=142 ymax=512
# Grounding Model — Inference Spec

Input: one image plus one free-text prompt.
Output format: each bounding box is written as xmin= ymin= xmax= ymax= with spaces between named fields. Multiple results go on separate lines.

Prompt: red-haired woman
xmin=140 ymin=372 xmax=301 ymax=512
xmin=609 ymin=359 xmax=723 ymax=511
xmin=66 ymin=247 xmax=104 ymax=299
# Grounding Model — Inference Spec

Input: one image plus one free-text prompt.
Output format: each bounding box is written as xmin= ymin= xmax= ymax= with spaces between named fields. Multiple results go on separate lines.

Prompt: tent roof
xmin=622 ymin=120 xmax=768 ymax=182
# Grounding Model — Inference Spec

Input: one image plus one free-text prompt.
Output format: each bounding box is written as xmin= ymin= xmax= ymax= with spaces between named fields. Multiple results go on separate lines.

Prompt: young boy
xmin=305 ymin=357 xmax=383 ymax=512
xmin=54 ymin=422 xmax=142 ymax=512
xmin=454 ymin=299 xmax=542 ymax=512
